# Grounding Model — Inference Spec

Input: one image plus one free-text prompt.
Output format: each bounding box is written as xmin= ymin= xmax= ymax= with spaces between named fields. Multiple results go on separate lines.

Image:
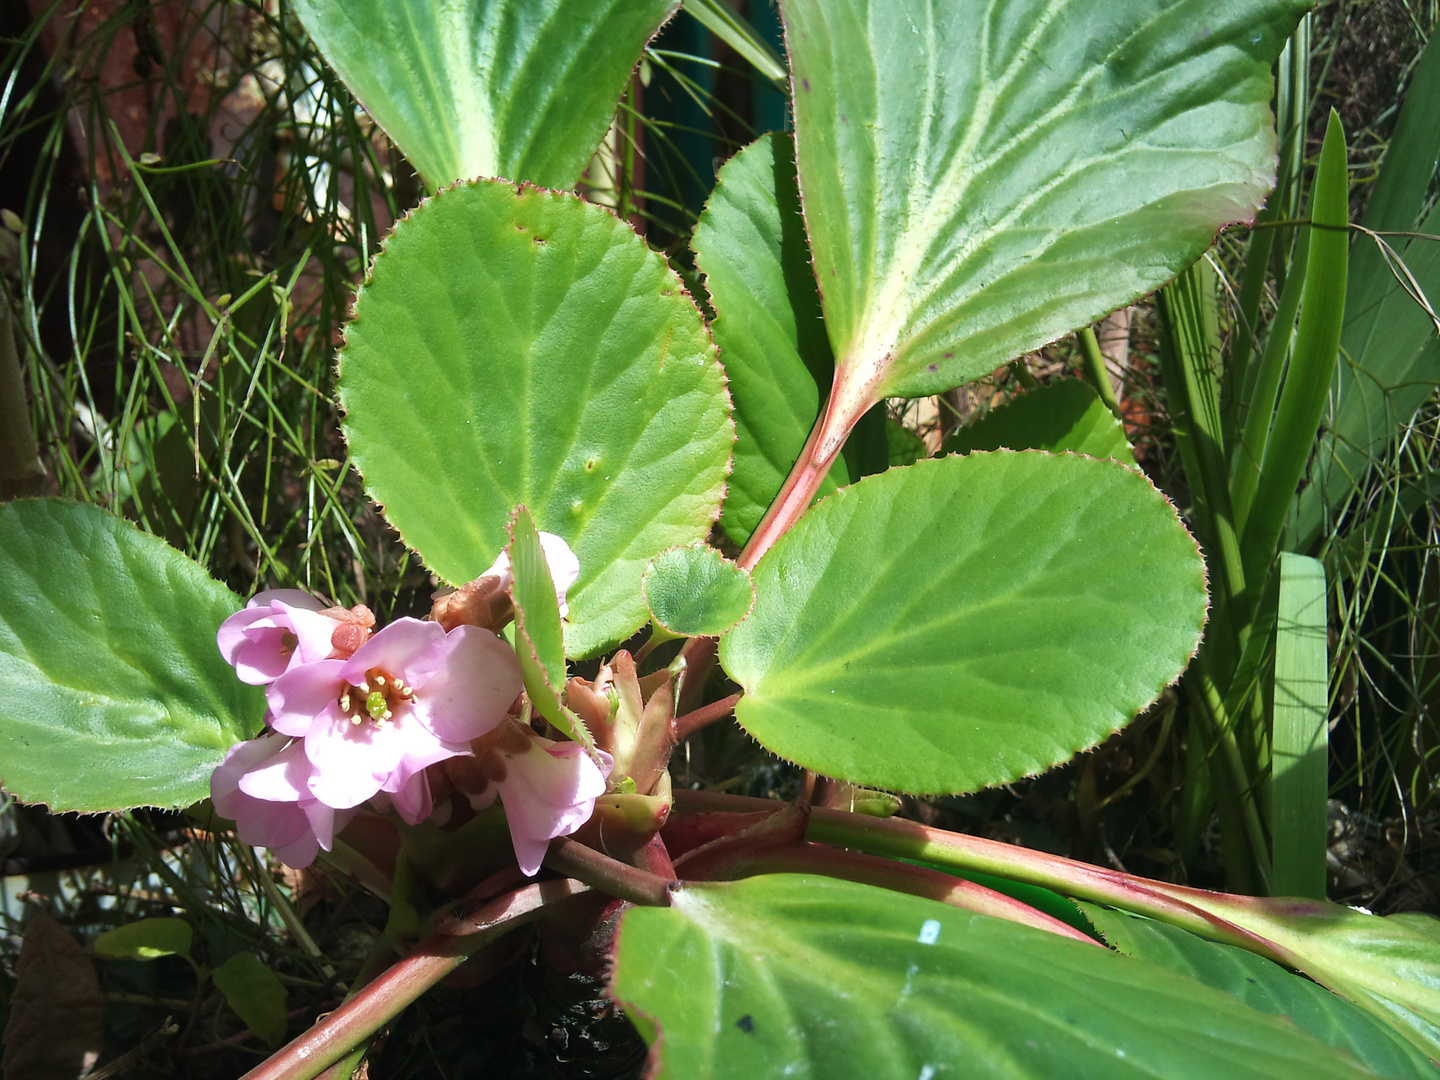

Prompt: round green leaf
xmin=611 ymin=874 xmax=1377 ymax=1080
xmin=784 ymin=0 xmax=1308 ymax=400
xmin=0 ymin=500 xmax=264 ymax=811
xmin=944 ymin=378 xmax=1136 ymax=468
xmin=642 ymin=544 xmax=754 ymax=637
xmin=695 ymin=133 xmax=864 ymax=547
xmin=339 ymin=180 xmax=733 ymax=658
xmin=213 ymin=952 xmax=288 ymax=1049
xmin=291 ymin=0 xmax=677 ymax=190
xmin=93 ymin=918 xmax=193 ymax=962
xmin=1080 ymin=904 xmax=1440 ymax=1080
xmin=718 ymin=452 xmax=1206 ymax=793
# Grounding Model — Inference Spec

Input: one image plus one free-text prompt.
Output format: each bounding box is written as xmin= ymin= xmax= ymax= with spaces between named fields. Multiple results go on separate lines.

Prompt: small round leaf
xmin=642 ymin=544 xmax=754 ymax=637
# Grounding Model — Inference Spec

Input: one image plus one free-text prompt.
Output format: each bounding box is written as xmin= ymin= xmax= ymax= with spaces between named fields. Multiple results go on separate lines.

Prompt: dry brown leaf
xmin=1 ymin=904 xmax=105 ymax=1080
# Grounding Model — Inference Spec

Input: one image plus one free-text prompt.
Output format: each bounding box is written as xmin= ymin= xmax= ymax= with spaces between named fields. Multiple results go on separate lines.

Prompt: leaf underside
xmin=785 ymin=0 xmax=1308 ymax=399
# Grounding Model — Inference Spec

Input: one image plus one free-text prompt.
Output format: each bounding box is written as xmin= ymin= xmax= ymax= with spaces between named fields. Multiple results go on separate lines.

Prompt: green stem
xmin=1077 ymin=326 xmax=1123 ymax=420
xmin=1188 ymin=665 xmax=1273 ymax=895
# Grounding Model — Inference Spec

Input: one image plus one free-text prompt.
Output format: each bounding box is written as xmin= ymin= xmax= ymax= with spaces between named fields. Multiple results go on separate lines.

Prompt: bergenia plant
xmin=2 ymin=1 xmax=1439 ymax=1078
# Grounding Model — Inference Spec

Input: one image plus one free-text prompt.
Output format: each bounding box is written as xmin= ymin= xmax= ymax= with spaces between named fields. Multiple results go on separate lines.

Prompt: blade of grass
xmin=1231 ymin=226 xmax=1311 ymax=533
xmin=1271 ymin=552 xmax=1329 ymax=900
xmin=1156 ymin=258 xmax=1248 ymax=671
xmin=1230 ymin=15 xmax=1311 ymax=431
xmin=1239 ymin=110 xmax=1350 ymax=587
xmin=681 ymin=0 xmax=788 ymax=89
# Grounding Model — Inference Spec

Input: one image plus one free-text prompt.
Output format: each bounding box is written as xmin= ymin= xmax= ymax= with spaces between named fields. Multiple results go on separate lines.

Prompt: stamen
xmin=351 ymin=715 xmax=362 ymax=726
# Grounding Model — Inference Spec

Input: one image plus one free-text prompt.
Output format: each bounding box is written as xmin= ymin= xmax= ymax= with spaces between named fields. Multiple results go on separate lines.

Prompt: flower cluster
xmin=211 ymin=535 xmax=609 ymax=874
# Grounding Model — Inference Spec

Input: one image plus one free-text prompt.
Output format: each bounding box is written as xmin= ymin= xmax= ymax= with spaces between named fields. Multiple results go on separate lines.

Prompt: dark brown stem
xmin=238 ymin=880 xmax=588 ymax=1080
xmin=674 ymin=692 xmax=741 ymax=740
xmin=543 ymin=837 xmax=676 ymax=907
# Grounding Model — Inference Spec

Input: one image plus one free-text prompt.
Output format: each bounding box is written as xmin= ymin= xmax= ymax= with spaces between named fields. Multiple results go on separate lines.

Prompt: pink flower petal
xmin=340 ymin=619 xmax=450 ymax=689
xmin=494 ymin=733 xmax=612 ymax=876
xmin=386 ymin=771 xmax=434 ymax=825
xmin=267 ymin=659 xmax=347 ymax=737
xmin=411 ymin=627 xmax=523 ymax=744
xmin=303 ymin=711 xmax=421 ymax=809
xmin=280 ymin=602 xmax=345 ymax=665
xmin=237 ymin=738 xmax=313 ymax=802
xmin=211 ymin=736 xmax=285 ymax=817
xmin=218 ymin=591 xmax=337 ymax=685
xmin=270 ymin=828 xmax=320 ymax=868
xmin=302 ymin=801 xmax=354 ymax=852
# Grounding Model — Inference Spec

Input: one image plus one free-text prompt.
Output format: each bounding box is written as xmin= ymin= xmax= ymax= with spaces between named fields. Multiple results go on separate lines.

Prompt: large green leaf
xmin=291 ymin=0 xmax=677 ymax=190
xmin=784 ymin=0 xmax=1307 ymax=414
xmin=718 ymin=452 xmax=1206 ymax=793
xmin=1080 ymin=904 xmax=1438 ymax=1080
xmin=339 ymin=181 xmax=733 ymax=658
xmin=943 ymin=378 xmax=1136 ymax=467
xmin=611 ymin=874 xmax=1377 ymax=1080
xmin=1174 ymin=893 xmax=1440 ymax=1063
xmin=0 ymin=500 xmax=263 ymax=811
xmin=694 ymin=133 xmax=863 ymax=547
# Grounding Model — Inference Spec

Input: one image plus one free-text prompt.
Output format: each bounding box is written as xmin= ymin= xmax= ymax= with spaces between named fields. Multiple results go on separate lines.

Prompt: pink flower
xmin=266 ymin=619 xmax=523 ymax=812
xmin=454 ymin=720 xmax=612 ymax=876
xmin=210 ymin=734 xmax=352 ymax=868
xmin=218 ymin=590 xmax=349 ymax=685
xmin=482 ymin=532 xmax=580 ymax=617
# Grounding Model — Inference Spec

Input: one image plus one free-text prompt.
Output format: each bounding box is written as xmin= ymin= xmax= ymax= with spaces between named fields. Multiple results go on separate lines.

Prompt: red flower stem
xmin=724 ymin=843 xmax=1103 ymax=947
xmin=237 ymin=879 xmax=588 ymax=1080
xmin=674 ymin=692 xmax=741 ymax=740
xmin=672 ymin=790 xmax=1289 ymax=962
xmin=543 ymin=837 xmax=677 ymax=906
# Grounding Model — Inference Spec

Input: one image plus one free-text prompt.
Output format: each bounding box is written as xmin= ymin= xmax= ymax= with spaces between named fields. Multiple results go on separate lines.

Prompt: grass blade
xmin=1271 ymin=552 xmax=1329 ymax=900
xmin=1239 ymin=110 xmax=1349 ymax=587
xmin=681 ymin=0 xmax=788 ymax=88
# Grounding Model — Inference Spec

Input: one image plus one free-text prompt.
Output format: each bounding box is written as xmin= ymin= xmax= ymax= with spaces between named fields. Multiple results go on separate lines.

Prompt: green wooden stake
xmin=1271 ymin=552 xmax=1329 ymax=900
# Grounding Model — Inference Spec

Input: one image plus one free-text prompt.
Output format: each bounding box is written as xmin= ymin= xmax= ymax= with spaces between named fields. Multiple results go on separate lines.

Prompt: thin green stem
xmin=1077 ymin=325 xmax=1123 ymax=420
